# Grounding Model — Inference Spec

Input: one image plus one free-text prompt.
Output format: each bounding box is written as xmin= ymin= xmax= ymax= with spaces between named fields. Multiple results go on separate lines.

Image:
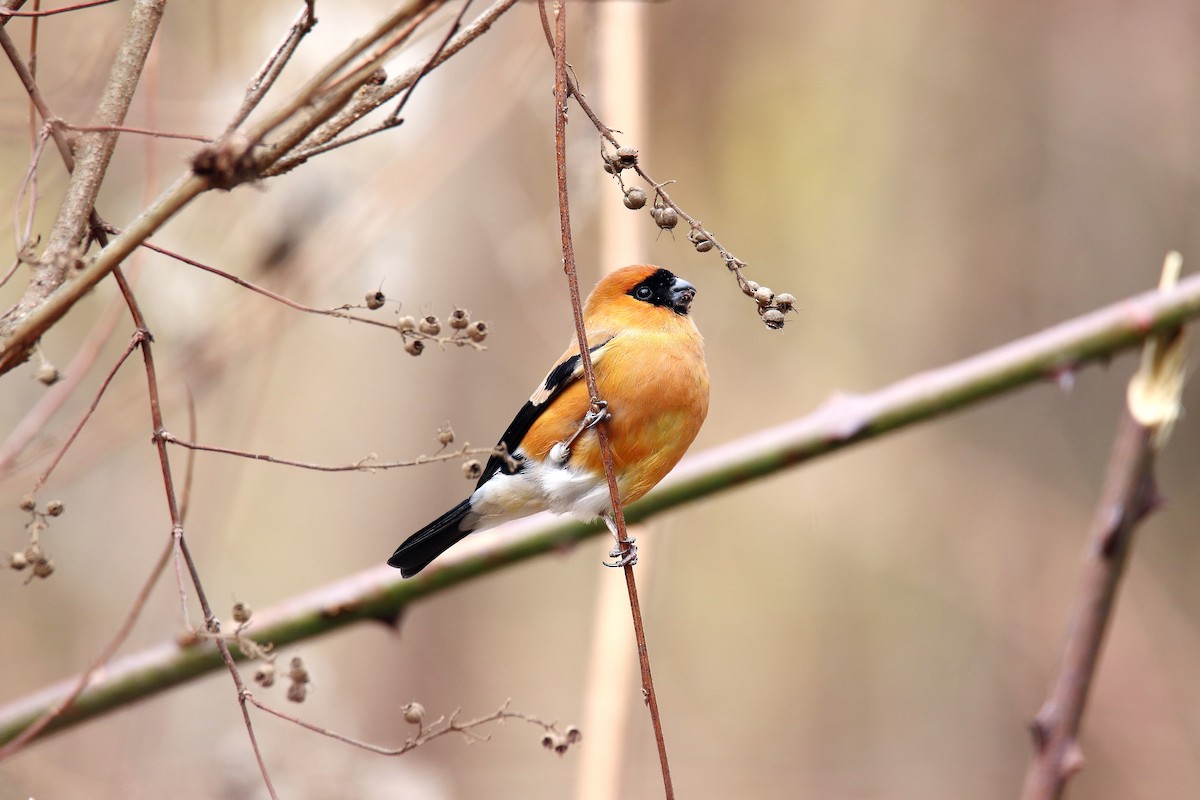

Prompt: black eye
xmin=635 ymin=286 xmax=653 ymax=301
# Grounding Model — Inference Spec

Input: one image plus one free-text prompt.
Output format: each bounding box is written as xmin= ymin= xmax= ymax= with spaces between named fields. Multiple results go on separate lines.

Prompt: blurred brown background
xmin=2 ymin=1 xmax=1199 ymax=798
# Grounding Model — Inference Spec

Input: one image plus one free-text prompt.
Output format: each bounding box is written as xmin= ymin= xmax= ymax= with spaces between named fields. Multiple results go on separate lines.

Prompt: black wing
xmin=475 ymin=337 xmax=612 ymax=488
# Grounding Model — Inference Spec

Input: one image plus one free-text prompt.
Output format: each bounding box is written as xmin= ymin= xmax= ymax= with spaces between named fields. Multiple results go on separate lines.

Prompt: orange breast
xmin=521 ymin=321 xmax=709 ymax=507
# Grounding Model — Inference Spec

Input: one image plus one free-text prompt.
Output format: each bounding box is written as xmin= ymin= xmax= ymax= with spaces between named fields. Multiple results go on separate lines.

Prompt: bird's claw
xmin=582 ymin=400 xmax=610 ymax=429
xmin=603 ymin=539 xmax=638 ymax=568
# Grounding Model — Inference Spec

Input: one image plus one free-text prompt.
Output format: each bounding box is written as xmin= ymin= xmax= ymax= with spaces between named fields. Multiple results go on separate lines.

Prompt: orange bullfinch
xmin=388 ymin=265 xmax=709 ymax=577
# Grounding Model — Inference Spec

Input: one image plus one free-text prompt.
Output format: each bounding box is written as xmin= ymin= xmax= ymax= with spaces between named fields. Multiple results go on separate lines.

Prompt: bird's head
xmin=585 ymin=265 xmax=698 ymax=320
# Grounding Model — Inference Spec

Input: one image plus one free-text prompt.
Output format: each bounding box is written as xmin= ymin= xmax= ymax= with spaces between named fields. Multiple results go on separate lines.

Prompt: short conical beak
xmin=672 ymin=278 xmax=696 ymax=314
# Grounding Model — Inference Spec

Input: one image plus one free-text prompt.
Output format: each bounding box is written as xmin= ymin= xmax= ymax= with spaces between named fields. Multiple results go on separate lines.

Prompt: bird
xmin=388 ymin=265 xmax=709 ymax=578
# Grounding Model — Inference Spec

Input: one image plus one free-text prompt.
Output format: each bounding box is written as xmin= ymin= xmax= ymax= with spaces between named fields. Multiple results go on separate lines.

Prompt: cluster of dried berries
xmin=600 ymin=141 xmax=799 ymax=330
xmin=8 ymin=496 xmax=63 ymax=581
xmin=373 ymin=298 xmax=488 ymax=356
xmin=541 ymin=725 xmax=583 ymax=756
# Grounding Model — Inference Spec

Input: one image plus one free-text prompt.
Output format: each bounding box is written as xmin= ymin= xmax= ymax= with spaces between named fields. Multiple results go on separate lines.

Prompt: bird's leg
xmin=601 ymin=512 xmax=637 ymax=568
xmin=549 ymin=400 xmax=611 ymax=465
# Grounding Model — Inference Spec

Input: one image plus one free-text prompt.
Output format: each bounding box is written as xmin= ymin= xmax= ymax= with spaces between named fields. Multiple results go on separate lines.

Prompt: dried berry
xmin=404 ymin=338 xmax=425 ymax=357
xmin=9 ymin=552 xmax=28 ymax=571
xmin=286 ymin=682 xmax=308 ymax=703
xmin=45 ymin=500 xmax=64 ymax=517
xmin=466 ymin=320 xmax=488 ymax=342
xmin=418 ymin=315 xmax=441 ymax=336
xmin=448 ymin=308 xmax=470 ymax=330
xmin=32 ymin=558 xmax=54 ymax=579
xmin=36 ymin=363 xmax=60 ymax=386
xmin=232 ymin=602 xmax=252 ymax=624
xmin=437 ymin=424 xmax=455 ymax=447
xmin=462 ymin=459 xmax=483 ymax=480
xmin=288 ymin=657 xmax=310 ymax=684
xmin=255 ymin=662 xmax=276 ymax=687
xmin=402 ymin=702 xmax=425 ymax=724
xmin=753 ymin=286 xmax=774 ymax=307
xmin=623 ymin=187 xmax=647 ymax=210
xmin=365 ymin=290 xmax=386 ymax=310
xmin=651 ymin=205 xmax=678 ymax=231
xmin=774 ymin=292 xmax=796 ymax=312
xmin=762 ymin=308 xmax=786 ymax=329
xmin=396 ymin=315 xmax=417 ymax=333
xmin=565 ymin=725 xmax=582 ymax=744
xmin=615 ymin=145 xmax=638 ymax=169
xmin=19 ymin=495 xmax=35 ymax=512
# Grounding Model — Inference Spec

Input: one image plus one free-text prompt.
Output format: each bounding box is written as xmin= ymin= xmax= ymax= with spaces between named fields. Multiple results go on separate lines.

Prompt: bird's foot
xmin=582 ymin=400 xmax=610 ymax=429
xmin=603 ymin=539 xmax=638 ymax=568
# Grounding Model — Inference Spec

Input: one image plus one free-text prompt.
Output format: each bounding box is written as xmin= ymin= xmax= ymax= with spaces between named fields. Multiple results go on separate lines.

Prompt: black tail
xmin=388 ymin=499 xmax=475 ymax=578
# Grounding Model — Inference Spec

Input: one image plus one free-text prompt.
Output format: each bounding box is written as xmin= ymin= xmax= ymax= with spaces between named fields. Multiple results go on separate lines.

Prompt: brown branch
xmin=543 ymin=1 xmax=673 ymax=796
xmin=1020 ymin=257 xmax=1186 ymax=800
xmin=266 ymin=0 xmax=520 ymax=176
xmin=0 ymin=0 xmax=166 ymax=368
xmin=110 ymin=266 xmax=279 ymax=798
xmin=224 ymin=1 xmax=318 ymax=133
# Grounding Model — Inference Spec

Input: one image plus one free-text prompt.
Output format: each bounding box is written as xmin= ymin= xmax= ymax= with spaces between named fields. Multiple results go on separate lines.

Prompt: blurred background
xmin=2 ymin=1 xmax=1199 ymax=798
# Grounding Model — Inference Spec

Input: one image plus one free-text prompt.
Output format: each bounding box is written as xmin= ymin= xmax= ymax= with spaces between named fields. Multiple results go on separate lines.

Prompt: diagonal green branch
xmin=1 ymin=271 xmax=1198 ymax=749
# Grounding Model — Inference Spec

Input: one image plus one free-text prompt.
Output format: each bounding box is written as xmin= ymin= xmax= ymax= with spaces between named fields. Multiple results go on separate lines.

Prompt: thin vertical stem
xmin=546 ymin=2 xmax=674 ymax=797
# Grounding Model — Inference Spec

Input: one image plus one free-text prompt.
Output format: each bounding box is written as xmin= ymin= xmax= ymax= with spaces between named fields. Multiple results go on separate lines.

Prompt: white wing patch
xmin=467 ymin=448 xmax=614 ymax=529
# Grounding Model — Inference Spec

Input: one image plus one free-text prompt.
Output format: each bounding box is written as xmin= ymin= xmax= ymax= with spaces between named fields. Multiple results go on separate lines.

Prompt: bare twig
xmin=246 ymin=696 xmax=573 ymax=757
xmin=0 ymin=537 xmax=173 ymax=760
xmin=159 ymin=432 xmax=508 ymax=474
xmin=224 ymin=1 xmax=318 ymax=133
xmin=58 ymin=122 xmax=212 ymax=142
xmin=543 ymin=1 xmax=674 ymax=796
xmin=267 ymin=0 xmax=520 ymax=176
xmin=1020 ymin=255 xmax=1187 ymax=800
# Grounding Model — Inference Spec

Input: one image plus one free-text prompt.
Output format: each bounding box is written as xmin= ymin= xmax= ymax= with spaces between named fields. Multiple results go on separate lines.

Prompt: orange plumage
xmin=388 ymin=265 xmax=709 ymax=577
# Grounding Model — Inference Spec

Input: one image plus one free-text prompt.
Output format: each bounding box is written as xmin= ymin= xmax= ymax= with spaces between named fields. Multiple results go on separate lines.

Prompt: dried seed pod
xmin=19 ymin=495 xmax=35 ymax=512
xmin=541 ymin=733 xmax=556 ymax=750
xmin=286 ymin=682 xmax=308 ymax=703
xmin=9 ymin=551 xmax=28 ymax=571
xmin=774 ymin=292 xmax=796 ymax=312
xmin=615 ymin=145 xmax=639 ymax=169
xmin=448 ymin=308 xmax=470 ymax=330
xmin=255 ymin=662 xmax=276 ymax=687
xmin=753 ymin=286 xmax=774 ymax=307
xmin=36 ymin=363 xmax=60 ymax=386
xmin=418 ymin=315 xmax=441 ymax=336
xmin=462 ymin=459 xmax=483 ymax=480
xmin=232 ymin=602 xmax=252 ymax=624
xmin=565 ymin=725 xmax=582 ymax=744
xmin=46 ymin=500 xmax=64 ymax=517
xmin=365 ymin=290 xmax=386 ymax=310
xmin=396 ymin=315 xmax=417 ymax=333
xmin=32 ymin=558 xmax=54 ymax=579
xmin=466 ymin=320 xmax=488 ymax=342
xmin=288 ymin=657 xmax=310 ymax=684
xmin=762 ymin=308 xmax=786 ymax=330
xmin=623 ymin=187 xmax=647 ymax=210
xmin=404 ymin=338 xmax=425 ymax=356
xmin=651 ymin=205 xmax=678 ymax=231
xmin=437 ymin=424 xmax=455 ymax=447
xmin=688 ymin=229 xmax=713 ymax=253
xmin=402 ymin=702 xmax=425 ymax=724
